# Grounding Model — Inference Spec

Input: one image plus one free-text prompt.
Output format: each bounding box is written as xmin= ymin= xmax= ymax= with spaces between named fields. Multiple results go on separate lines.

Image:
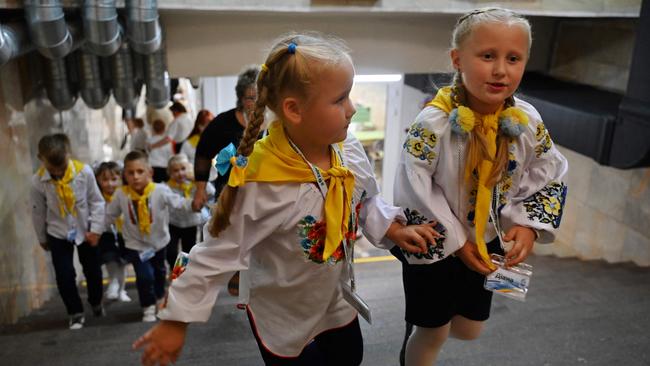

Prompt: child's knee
xmin=449 ymin=316 xmax=484 ymax=340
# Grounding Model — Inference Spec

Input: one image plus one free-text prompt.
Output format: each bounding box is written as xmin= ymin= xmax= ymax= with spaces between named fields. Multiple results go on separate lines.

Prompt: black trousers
xmin=47 ymin=235 xmax=103 ymax=315
xmin=165 ymin=225 xmax=198 ymax=270
xmin=248 ymin=309 xmax=363 ymax=366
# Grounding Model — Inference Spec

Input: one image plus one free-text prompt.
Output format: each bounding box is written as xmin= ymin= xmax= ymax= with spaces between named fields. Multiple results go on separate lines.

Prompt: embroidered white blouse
xmin=393 ymin=97 xmax=569 ymax=264
xmin=158 ymin=134 xmax=403 ymax=357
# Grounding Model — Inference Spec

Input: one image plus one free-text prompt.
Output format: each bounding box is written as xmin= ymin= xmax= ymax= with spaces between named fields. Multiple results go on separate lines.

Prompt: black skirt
xmin=391 ymin=238 xmax=504 ymax=328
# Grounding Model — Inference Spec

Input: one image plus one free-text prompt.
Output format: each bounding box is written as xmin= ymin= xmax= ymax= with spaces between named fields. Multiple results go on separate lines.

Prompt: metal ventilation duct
xmin=0 ymin=22 xmax=33 ymax=66
xmin=44 ymin=55 xmax=77 ymax=110
xmin=24 ymin=0 xmax=74 ymax=59
xmin=126 ymin=0 xmax=162 ymax=55
xmin=78 ymin=47 xmax=109 ymax=109
xmin=143 ymin=47 xmax=169 ymax=108
xmin=110 ymin=40 xmax=140 ymax=109
xmin=82 ymin=0 xmax=121 ymax=56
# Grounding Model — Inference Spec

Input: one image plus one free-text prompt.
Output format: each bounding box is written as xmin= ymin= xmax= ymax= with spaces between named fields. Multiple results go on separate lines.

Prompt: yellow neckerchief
xmin=121 ymin=182 xmax=156 ymax=235
xmin=186 ymin=134 xmax=200 ymax=148
xmin=228 ymin=122 xmax=355 ymax=261
xmin=167 ymin=179 xmax=194 ymax=199
xmin=102 ymin=191 xmax=123 ymax=232
xmin=428 ymin=87 xmax=502 ymax=269
xmin=38 ymin=160 xmax=85 ymax=218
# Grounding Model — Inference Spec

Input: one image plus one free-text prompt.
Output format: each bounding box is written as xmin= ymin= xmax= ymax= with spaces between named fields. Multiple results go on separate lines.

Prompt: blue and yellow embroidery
xmin=401 ymin=208 xmax=446 ymax=260
xmin=522 ymin=181 xmax=567 ymax=228
xmin=404 ymin=123 xmax=437 ymax=164
xmin=535 ymin=122 xmax=552 ymax=158
xmin=497 ymin=146 xmax=518 ymax=210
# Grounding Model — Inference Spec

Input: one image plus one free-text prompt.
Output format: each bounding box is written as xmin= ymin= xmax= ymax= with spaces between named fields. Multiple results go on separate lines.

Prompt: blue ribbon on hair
xmin=215 ymin=143 xmax=237 ymax=176
xmin=287 ymin=42 xmax=297 ymax=54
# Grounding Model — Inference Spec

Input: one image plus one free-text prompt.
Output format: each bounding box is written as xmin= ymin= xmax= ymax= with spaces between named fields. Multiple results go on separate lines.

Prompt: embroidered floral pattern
xmin=497 ymin=146 xmax=518 ymax=210
xmin=401 ymin=208 xmax=446 ymax=260
xmin=404 ymin=123 xmax=437 ymax=164
xmin=523 ymin=181 xmax=567 ymax=228
xmin=297 ymin=192 xmax=365 ymax=265
xmin=298 ymin=215 xmax=345 ymax=264
xmin=535 ymin=122 xmax=552 ymax=158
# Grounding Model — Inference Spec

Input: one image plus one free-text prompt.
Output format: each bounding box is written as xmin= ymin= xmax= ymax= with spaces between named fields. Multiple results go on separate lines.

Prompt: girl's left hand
xmin=502 ymin=226 xmax=536 ymax=267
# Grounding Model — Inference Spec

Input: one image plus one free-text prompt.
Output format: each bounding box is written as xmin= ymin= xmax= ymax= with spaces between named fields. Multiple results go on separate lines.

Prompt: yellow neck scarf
xmin=122 ymin=182 xmax=156 ymax=235
xmin=428 ymin=87 xmax=502 ymax=269
xmin=167 ymin=179 xmax=194 ymax=199
xmin=39 ymin=160 xmax=85 ymax=218
xmin=228 ymin=122 xmax=355 ymax=261
xmin=186 ymin=134 xmax=200 ymax=148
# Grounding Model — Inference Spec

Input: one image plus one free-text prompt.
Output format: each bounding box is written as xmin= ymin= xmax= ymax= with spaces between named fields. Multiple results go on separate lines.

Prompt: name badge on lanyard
xmin=288 ymin=139 xmax=371 ymax=323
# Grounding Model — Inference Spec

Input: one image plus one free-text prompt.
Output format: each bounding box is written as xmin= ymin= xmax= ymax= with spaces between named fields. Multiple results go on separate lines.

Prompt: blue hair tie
xmin=287 ymin=42 xmax=297 ymax=54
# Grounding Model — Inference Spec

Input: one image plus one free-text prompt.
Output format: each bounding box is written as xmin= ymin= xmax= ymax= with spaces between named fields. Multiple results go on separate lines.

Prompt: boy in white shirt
xmin=105 ymin=150 xmax=193 ymax=322
xmin=30 ymin=133 xmax=105 ymax=330
xmin=147 ymin=119 xmax=175 ymax=183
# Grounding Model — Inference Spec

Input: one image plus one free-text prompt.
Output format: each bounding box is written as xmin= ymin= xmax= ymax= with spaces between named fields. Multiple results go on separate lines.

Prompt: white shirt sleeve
xmin=343 ymin=133 xmax=403 ymax=249
xmin=84 ymin=166 xmax=106 ymax=234
xmin=499 ymin=100 xmax=569 ymax=243
xmin=393 ymin=107 xmax=469 ymax=264
xmin=158 ymin=182 xmax=296 ymax=322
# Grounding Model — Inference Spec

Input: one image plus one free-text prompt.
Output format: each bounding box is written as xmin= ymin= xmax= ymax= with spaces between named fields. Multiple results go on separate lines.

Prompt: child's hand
xmin=192 ymin=189 xmax=207 ymax=212
xmin=502 ymin=226 xmax=536 ymax=267
xmin=133 ymin=320 xmax=188 ymax=366
xmin=455 ymin=241 xmax=493 ymax=275
xmin=85 ymin=232 xmax=100 ymax=246
xmin=386 ymin=221 xmax=443 ymax=254
xmin=39 ymin=242 xmax=49 ymax=251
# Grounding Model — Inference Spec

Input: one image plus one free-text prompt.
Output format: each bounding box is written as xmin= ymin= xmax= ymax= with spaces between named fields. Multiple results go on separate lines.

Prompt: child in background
xmin=95 ymin=161 xmax=131 ymax=302
xmin=165 ymin=154 xmax=215 ymax=270
xmin=134 ymin=32 xmax=440 ymax=366
xmin=147 ymin=119 xmax=174 ymax=183
xmin=105 ymin=150 xmax=193 ymax=322
xmin=179 ymin=109 xmax=214 ymax=165
xmin=30 ymin=133 xmax=105 ymax=330
xmin=392 ymin=8 xmax=568 ymax=365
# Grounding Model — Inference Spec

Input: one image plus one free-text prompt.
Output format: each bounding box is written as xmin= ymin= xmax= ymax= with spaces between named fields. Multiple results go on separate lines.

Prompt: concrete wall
xmin=0 ymin=58 xmax=53 ymax=324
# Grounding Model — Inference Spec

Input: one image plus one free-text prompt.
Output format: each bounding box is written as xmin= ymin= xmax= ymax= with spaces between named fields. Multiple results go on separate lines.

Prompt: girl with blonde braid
xmin=392 ymin=8 xmax=568 ymax=365
xmin=134 ymin=32 xmax=441 ymax=366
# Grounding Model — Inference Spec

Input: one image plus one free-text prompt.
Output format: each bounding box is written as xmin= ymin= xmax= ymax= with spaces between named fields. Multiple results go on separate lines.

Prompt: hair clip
xmin=260 ymin=64 xmax=268 ymax=73
xmin=287 ymin=42 xmax=297 ymax=54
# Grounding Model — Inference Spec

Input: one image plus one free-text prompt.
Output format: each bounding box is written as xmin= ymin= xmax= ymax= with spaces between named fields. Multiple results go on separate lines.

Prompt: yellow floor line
xmin=5 ymin=255 xmax=397 ymax=291
xmin=354 ymin=255 xmax=397 ymax=264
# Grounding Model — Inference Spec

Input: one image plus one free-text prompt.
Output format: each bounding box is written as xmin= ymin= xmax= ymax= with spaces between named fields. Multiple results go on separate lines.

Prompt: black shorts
xmin=98 ymin=232 xmax=124 ymax=264
xmin=391 ymin=238 xmax=504 ymax=328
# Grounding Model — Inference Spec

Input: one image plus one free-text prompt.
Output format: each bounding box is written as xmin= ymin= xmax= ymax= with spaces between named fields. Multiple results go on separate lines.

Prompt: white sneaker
xmin=142 ymin=305 xmax=157 ymax=322
xmin=69 ymin=314 xmax=85 ymax=330
xmin=105 ymin=280 xmax=119 ymax=301
xmin=118 ymin=290 xmax=131 ymax=302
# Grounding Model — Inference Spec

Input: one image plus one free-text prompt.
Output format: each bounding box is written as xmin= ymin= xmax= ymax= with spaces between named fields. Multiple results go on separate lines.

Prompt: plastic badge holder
xmin=484 ymin=254 xmax=533 ymax=302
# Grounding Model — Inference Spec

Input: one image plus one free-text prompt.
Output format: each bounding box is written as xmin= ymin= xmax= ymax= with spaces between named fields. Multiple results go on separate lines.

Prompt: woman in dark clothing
xmin=192 ymin=66 xmax=259 ymax=296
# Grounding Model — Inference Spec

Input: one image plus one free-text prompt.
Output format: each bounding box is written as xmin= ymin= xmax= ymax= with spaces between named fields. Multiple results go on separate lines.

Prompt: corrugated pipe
xmin=143 ymin=47 xmax=169 ymax=108
xmin=0 ymin=22 xmax=33 ymax=66
xmin=78 ymin=47 xmax=110 ymax=109
xmin=83 ymin=0 xmax=121 ymax=56
xmin=44 ymin=55 xmax=77 ymax=110
xmin=126 ymin=0 xmax=161 ymax=55
xmin=110 ymin=40 xmax=140 ymax=109
xmin=24 ymin=0 xmax=74 ymax=59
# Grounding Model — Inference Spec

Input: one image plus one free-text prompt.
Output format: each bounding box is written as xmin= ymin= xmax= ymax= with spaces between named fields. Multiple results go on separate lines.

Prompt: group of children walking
xmin=31 ymin=133 xmax=212 ymax=329
xmin=30 ymin=6 xmax=568 ymax=366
